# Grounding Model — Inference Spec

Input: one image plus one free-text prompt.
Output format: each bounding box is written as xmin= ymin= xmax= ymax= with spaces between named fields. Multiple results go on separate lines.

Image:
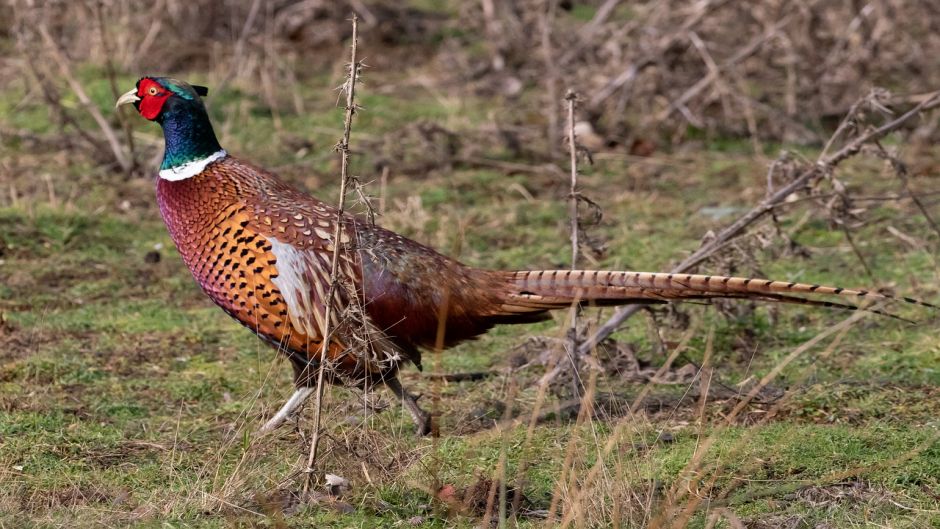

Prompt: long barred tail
xmin=492 ymin=270 xmax=936 ymax=321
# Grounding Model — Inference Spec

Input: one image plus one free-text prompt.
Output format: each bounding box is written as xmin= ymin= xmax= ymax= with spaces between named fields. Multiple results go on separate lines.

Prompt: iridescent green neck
xmin=158 ymin=97 xmax=223 ymax=172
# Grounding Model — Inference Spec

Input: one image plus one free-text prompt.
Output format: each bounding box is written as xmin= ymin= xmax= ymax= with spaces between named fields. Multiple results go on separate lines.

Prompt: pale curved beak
xmin=115 ymin=88 xmax=140 ymax=109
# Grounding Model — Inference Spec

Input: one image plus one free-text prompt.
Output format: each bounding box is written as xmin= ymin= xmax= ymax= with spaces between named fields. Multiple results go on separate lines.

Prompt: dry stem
xmin=566 ymin=91 xmax=580 ymax=270
xmin=564 ymin=90 xmax=584 ymax=399
xmin=36 ymin=23 xmax=133 ymax=174
xmin=303 ymin=14 xmax=360 ymax=495
xmin=540 ymin=0 xmax=560 ymax=158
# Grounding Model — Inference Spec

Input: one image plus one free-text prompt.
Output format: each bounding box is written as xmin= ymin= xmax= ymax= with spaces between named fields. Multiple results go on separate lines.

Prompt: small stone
xmin=324 ymin=473 xmax=350 ymax=497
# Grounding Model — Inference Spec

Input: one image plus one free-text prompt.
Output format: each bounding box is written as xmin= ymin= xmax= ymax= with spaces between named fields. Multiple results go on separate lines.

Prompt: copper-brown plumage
xmin=119 ymin=77 xmax=932 ymax=435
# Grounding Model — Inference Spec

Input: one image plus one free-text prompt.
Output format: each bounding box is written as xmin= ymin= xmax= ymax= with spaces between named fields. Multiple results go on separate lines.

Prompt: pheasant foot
xmin=259 ymin=386 xmax=315 ymax=433
xmin=385 ymin=376 xmax=432 ymax=437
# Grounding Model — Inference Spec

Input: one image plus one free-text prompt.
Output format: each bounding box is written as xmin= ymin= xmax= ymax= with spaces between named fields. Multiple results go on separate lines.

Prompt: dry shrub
xmin=9 ymin=0 xmax=940 ymax=176
xmin=448 ymin=0 xmax=940 ymax=147
xmin=8 ymin=0 xmax=441 ymax=73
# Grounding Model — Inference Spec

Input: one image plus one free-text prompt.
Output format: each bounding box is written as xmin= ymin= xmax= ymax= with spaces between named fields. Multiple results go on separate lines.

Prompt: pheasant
xmin=117 ymin=77 xmax=931 ymax=436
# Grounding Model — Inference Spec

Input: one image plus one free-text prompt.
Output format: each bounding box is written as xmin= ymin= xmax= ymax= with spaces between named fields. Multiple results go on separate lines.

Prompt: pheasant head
xmin=117 ymin=77 xmax=224 ymax=180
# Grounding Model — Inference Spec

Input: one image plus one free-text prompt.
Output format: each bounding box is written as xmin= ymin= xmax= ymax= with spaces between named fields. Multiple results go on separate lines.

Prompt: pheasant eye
xmin=148 ymin=86 xmax=159 ymax=96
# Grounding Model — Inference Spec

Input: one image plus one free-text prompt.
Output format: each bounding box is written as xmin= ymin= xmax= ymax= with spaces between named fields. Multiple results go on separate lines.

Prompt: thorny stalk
xmin=577 ymin=89 xmax=940 ymax=357
xmin=567 ymin=91 xmax=580 ymax=271
xmin=565 ymin=90 xmax=583 ymax=399
xmin=352 ymin=175 xmax=378 ymax=226
xmin=303 ymin=14 xmax=360 ymax=495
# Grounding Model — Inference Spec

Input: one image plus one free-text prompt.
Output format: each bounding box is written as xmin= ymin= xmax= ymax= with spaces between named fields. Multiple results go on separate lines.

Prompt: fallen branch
xmin=577 ymin=89 xmax=940 ymax=357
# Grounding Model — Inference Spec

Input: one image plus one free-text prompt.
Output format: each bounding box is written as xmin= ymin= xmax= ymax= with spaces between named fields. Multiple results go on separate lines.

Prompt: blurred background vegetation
xmin=1 ymin=1 xmax=939 ymax=527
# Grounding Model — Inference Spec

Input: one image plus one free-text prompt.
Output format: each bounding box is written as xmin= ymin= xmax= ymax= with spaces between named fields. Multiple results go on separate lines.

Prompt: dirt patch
xmin=744 ymin=515 xmax=809 ymax=529
xmin=0 ymin=328 xmax=97 ymax=367
xmin=437 ymin=474 xmax=544 ymax=519
xmin=83 ymin=440 xmax=169 ymax=469
xmin=775 ymin=382 xmax=940 ymax=426
xmin=18 ymin=483 xmax=127 ymax=513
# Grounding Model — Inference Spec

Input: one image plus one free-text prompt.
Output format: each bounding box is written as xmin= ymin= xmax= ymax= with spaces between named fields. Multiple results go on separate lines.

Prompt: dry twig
xmin=36 ymin=23 xmax=134 ymax=174
xmin=303 ymin=14 xmax=361 ymax=495
xmin=565 ymin=90 xmax=583 ymax=398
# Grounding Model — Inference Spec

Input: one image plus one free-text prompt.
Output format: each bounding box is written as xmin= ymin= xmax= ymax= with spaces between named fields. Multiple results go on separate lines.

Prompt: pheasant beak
xmin=115 ymin=88 xmax=140 ymax=109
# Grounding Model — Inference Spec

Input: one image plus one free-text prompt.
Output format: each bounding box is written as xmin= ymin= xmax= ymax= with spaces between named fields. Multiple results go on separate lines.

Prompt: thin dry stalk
xmin=554 ymin=372 xmax=603 ymax=525
xmin=540 ymin=0 xmax=560 ymax=158
xmin=215 ymin=0 xmax=263 ymax=94
xmin=36 ymin=24 xmax=133 ymax=174
xmin=657 ymin=294 xmax=940 ymax=524
xmin=566 ymin=91 xmax=580 ymax=271
xmin=93 ymin=0 xmax=137 ymax=175
xmin=565 ymin=90 xmax=583 ymax=399
xmin=697 ymin=324 xmax=871 ymax=510
xmin=303 ymin=14 xmax=361 ymax=495
xmin=578 ymin=89 xmax=940 ymax=357
xmin=575 ymin=0 xmax=622 ymax=44
xmin=480 ymin=0 xmax=506 ymax=72
xmin=546 ymin=372 xmax=598 ymax=522
xmin=872 ymin=139 xmax=940 ymax=243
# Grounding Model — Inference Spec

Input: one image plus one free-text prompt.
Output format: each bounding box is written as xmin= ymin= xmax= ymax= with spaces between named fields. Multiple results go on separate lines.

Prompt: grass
xmin=2 ymin=45 xmax=940 ymax=529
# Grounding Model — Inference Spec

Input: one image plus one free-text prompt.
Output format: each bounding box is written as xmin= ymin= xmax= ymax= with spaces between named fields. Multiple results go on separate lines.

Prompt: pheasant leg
xmin=259 ymin=386 xmax=315 ymax=433
xmin=385 ymin=376 xmax=431 ymax=436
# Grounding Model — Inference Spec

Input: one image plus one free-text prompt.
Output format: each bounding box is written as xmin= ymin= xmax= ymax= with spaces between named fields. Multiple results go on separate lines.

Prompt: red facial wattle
xmin=137 ymin=78 xmax=171 ymax=120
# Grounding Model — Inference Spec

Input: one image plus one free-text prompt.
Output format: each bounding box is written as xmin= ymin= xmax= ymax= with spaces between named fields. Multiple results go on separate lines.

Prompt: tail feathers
xmin=491 ymin=270 xmax=935 ymax=321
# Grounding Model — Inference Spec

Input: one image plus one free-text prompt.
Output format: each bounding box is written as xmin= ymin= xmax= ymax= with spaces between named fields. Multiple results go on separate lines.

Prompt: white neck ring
xmin=159 ymin=150 xmax=227 ymax=181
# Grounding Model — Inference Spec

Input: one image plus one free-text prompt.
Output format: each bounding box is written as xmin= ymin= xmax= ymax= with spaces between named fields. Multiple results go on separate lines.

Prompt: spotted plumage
xmin=116 ymin=77 xmax=934 ymax=436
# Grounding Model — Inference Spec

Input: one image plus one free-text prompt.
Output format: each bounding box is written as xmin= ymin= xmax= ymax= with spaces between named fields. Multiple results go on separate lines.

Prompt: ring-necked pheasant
xmin=117 ymin=77 xmax=932 ymax=436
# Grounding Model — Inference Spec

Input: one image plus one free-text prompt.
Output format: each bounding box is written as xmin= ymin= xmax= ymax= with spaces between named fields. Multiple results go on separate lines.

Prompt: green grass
xmin=2 ymin=45 xmax=939 ymax=529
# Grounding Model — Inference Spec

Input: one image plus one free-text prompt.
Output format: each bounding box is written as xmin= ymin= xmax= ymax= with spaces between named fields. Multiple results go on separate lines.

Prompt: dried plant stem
xmin=578 ymin=90 xmax=940 ymax=357
xmin=36 ymin=24 xmax=132 ymax=173
xmin=872 ymin=139 xmax=940 ymax=243
xmin=567 ymin=91 xmax=580 ymax=270
xmin=303 ymin=14 xmax=360 ymax=495
xmin=540 ymin=0 xmax=559 ymax=157
xmin=215 ymin=0 xmax=263 ymax=93
xmin=565 ymin=90 xmax=583 ymax=399
xmin=94 ymin=1 xmax=137 ymax=175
